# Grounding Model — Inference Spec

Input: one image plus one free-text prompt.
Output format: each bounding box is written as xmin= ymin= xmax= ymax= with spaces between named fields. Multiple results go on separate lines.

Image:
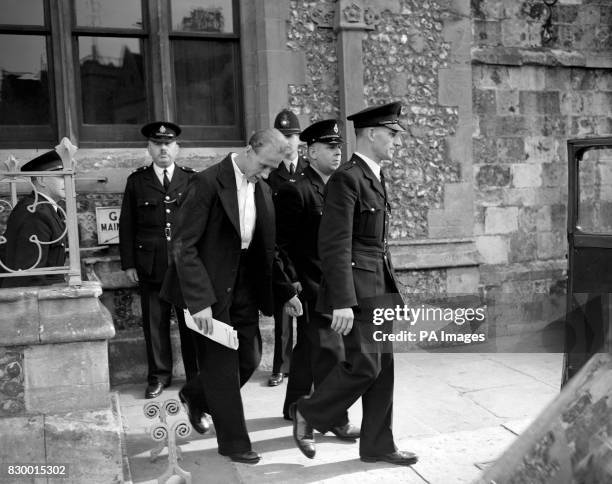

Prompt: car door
xmin=563 ymin=137 xmax=612 ymax=386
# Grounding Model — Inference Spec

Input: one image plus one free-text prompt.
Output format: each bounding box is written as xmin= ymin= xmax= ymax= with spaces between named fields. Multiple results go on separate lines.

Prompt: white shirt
xmin=153 ymin=162 xmax=175 ymax=186
xmin=38 ymin=190 xmax=61 ymax=213
xmin=231 ymin=155 xmax=256 ymax=249
xmin=354 ymin=152 xmax=381 ymax=181
xmin=283 ymin=156 xmax=298 ymax=174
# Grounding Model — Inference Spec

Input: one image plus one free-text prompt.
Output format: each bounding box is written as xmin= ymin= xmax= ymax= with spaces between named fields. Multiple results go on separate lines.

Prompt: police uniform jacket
xmin=266 ymin=156 xmax=309 ymax=196
xmin=162 ymin=155 xmax=296 ymax=322
xmin=317 ymin=154 xmax=398 ymax=312
xmin=276 ymin=165 xmax=327 ymax=302
xmin=1 ymin=193 xmax=66 ymax=287
xmin=119 ymin=163 xmax=195 ymax=284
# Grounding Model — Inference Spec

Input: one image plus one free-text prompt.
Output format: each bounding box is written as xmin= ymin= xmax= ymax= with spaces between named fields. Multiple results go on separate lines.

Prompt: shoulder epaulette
xmin=130 ymin=165 xmax=149 ymax=175
xmin=179 ymin=165 xmax=197 ymax=173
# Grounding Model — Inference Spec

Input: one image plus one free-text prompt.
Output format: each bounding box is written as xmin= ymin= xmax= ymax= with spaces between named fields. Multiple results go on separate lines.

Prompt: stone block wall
xmin=471 ymin=0 xmax=612 ymax=333
xmin=0 ymin=283 xmax=124 ymax=483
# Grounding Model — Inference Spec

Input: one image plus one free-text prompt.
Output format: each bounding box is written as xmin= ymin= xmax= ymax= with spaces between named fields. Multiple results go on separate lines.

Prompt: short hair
xmin=248 ymin=128 xmax=288 ymax=155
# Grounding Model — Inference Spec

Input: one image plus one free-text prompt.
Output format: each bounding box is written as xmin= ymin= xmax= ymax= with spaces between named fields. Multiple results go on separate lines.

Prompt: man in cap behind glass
xmin=266 ymin=109 xmax=309 ymax=387
xmin=290 ymin=102 xmax=419 ymax=466
xmin=119 ymin=121 xmax=198 ymax=399
xmin=1 ymin=150 xmax=67 ymax=288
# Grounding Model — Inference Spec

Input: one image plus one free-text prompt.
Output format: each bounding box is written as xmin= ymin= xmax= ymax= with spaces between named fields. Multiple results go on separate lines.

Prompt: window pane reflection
xmin=78 ymin=37 xmax=147 ymax=124
xmin=2 ymin=0 xmax=44 ymax=25
xmin=173 ymin=40 xmax=237 ymax=126
xmin=171 ymin=0 xmax=234 ymax=33
xmin=0 ymin=35 xmax=50 ymax=125
xmin=578 ymin=147 xmax=612 ymax=234
xmin=74 ymin=0 xmax=143 ymax=29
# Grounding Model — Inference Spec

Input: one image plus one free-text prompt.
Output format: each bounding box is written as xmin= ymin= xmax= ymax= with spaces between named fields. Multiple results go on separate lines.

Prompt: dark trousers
xmin=181 ymin=251 xmax=261 ymax=455
xmin=272 ymin=306 xmax=293 ymax=374
xmin=282 ymin=299 xmax=348 ymax=427
xmin=298 ymin=312 xmax=396 ymax=457
xmin=140 ymin=281 xmax=198 ymax=384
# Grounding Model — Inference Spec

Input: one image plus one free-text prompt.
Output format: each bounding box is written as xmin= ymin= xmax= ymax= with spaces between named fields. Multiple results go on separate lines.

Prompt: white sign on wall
xmin=96 ymin=207 xmax=120 ymax=245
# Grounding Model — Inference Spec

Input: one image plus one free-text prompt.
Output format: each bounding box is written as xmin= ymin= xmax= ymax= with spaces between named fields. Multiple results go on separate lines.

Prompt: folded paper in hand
xmin=183 ymin=309 xmax=239 ymax=350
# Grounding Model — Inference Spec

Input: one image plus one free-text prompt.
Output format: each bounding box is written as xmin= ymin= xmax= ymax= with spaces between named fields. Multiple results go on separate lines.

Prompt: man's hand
xmin=331 ymin=308 xmax=354 ymax=335
xmin=192 ymin=307 xmax=213 ymax=335
xmin=284 ymin=295 xmax=303 ymax=318
xmin=125 ymin=268 xmax=139 ymax=284
xmin=292 ymin=281 xmax=303 ymax=294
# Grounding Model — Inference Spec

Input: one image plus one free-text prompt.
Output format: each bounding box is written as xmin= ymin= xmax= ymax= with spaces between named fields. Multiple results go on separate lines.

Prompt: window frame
xmin=0 ymin=0 xmax=245 ymax=149
xmin=0 ymin=1 xmax=58 ymax=147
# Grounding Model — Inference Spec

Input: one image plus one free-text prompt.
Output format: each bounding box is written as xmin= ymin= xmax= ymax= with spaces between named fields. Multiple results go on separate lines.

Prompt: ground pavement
xmin=117 ymin=339 xmax=563 ymax=484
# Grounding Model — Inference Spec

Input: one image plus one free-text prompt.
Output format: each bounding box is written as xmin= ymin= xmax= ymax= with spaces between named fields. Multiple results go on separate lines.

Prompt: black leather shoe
xmin=330 ymin=422 xmax=360 ymax=440
xmin=360 ymin=450 xmax=418 ymax=466
xmin=178 ymin=390 xmax=209 ymax=434
xmin=227 ymin=450 xmax=261 ymax=464
xmin=268 ymin=373 xmax=284 ymax=386
xmin=145 ymin=382 xmax=164 ymax=399
xmin=289 ymin=402 xmax=315 ymax=458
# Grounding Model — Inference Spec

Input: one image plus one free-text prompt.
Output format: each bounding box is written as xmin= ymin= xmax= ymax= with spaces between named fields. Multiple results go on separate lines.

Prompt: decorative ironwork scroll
xmin=143 ymin=398 xmax=192 ymax=484
xmin=0 ymin=138 xmax=82 ymax=286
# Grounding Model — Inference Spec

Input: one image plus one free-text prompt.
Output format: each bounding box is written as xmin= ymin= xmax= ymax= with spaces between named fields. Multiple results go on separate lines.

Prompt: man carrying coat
xmin=290 ymin=102 xmax=418 ymax=466
xmin=165 ymin=128 xmax=302 ymax=464
xmin=119 ymin=121 xmax=198 ymax=399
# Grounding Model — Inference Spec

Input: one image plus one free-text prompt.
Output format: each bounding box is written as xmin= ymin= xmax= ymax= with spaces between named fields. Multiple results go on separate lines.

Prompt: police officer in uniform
xmin=119 ymin=121 xmax=198 ymax=399
xmin=277 ymin=119 xmax=359 ymax=441
xmin=291 ymin=103 xmax=419 ymax=466
xmin=266 ymin=109 xmax=309 ymax=386
xmin=1 ymin=150 xmax=67 ymax=288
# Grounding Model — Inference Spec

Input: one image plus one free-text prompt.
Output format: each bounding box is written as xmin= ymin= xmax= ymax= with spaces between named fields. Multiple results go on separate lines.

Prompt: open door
xmin=563 ymin=137 xmax=612 ymax=385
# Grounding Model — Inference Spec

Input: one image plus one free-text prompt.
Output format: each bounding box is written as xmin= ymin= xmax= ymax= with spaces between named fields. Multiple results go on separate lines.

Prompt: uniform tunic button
xmin=165 ymin=196 xmax=170 ymax=201
xmin=138 ymin=245 xmax=142 ymax=248
xmin=226 ymin=287 xmax=232 ymax=293
xmin=144 ymin=202 xmax=149 ymax=205
xmin=351 ymin=262 xmax=355 ymax=266
xmin=166 ymin=237 xmax=171 ymax=241
xmin=166 ymin=222 xmax=171 ymax=227
xmin=166 ymin=209 xmax=170 ymax=214
xmin=370 ymin=207 xmax=375 ymax=212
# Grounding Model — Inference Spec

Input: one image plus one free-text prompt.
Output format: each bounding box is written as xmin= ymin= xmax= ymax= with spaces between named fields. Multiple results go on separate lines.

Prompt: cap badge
xmin=280 ymin=115 xmax=289 ymax=128
xmin=333 ymin=123 xmax=339 ymax=134
xmin=159 ymin=125 xmax=167 ymax=134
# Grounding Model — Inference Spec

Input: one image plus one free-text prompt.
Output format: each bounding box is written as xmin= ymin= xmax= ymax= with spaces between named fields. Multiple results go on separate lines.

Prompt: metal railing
xmin=0 ymin=138 xmax=81 ymax=286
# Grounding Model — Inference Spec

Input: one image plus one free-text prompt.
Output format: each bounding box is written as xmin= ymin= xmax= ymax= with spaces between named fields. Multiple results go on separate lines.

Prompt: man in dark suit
xmin=291 ymin=102 xmax=419 ymax=466
xmin=1 ymin=150 xmax=67 ymax=288
xmin=277 ymin=119 xmax=359 ymax=441
xmin=266 ymin=109 xmax=309 ymax=386
xmin=167 ymin=128 xmax=302 ymax=464
xmin=119 ymin=121 xmax=198 ymax=399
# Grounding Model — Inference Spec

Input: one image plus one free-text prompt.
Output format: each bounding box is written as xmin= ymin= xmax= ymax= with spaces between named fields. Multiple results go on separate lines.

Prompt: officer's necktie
xmin=163 ymin=169 xmax=170 ymax=191
xmin=289 ymin=163 xmax=295 ymax=176
xmin=380 ymin=169 xmax=388 ymax=199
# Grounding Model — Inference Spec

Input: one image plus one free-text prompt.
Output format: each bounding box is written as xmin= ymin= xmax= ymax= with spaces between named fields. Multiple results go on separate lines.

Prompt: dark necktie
xmin=289 ymin=163 xmax=295 ymax=176
xmin=163 ymin=169 xmax=170 ymax=191
xmin=380 ymin=169 xmax=388 ymax=198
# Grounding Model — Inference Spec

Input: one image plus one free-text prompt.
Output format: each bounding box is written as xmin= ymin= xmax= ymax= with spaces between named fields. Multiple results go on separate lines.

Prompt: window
xmin=0 ymin=0 xmax=243 ymax=147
